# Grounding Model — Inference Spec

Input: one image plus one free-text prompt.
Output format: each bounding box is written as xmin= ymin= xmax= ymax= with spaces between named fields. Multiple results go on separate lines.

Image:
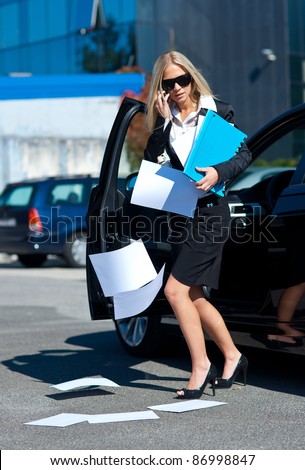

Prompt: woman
xmin=144 ymin=51 xmax=251 ymax=399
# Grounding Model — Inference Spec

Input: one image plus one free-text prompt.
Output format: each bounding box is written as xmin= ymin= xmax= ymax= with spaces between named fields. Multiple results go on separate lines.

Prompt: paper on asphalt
xmin=87 ymin=410 xmax=159 ymax=424
xmin=25 ymin=410 xmax=159 ymax=427
xmin=50 ymin=377 xmax=120 ymax=391
xmin=113 ymin=264 xmax=165 ymax=319
xmin=25 ymin=413 xmax=90 ymax=427
xmin=148 ymin=399 xmax=227 ymax=413
xmin=89 ymin=239 xmax=157 ymax=296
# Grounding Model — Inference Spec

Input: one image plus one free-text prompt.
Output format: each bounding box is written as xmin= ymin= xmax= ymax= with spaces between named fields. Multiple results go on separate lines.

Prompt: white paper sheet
xmin=26 ymin=410 xmax=159 ymax=427
xmin=131 ymin=160 xmax=200 ymax=217
xmin=148 ymin=400 xmax=227 ymax=413
xmin=25 ymin=413 xmax=90 ymax=427
xmin=113 ymin=264 xmax=165 ymax=319
xmin=50 ymin=377 xmax=120 ymax=391
xmin=88 ymin=410 xmax=159 ymax=424
xmin=89 ymin=239 xmax=157 ymax=296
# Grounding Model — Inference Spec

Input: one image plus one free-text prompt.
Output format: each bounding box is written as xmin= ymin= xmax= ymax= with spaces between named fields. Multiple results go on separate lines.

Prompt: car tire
xmin=63 ymin=231 xmax=86 ymax=268
xmin=18 ymin=254 xmax=47 ymax=267
xmin=114 ymin=315 xmax=165 ymax=357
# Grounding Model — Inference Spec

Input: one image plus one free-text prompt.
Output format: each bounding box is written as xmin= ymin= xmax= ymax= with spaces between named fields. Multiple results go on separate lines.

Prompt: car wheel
xmin=18 ymin=254 xmax=47 ymax=267
xmin=114 ymin=315 xmax=164 ymax=357
xmin=63 ymin=232 xmax=86 ymax=267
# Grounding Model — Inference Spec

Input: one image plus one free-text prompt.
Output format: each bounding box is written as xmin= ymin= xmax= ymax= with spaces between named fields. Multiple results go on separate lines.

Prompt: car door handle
xmin=229 ymin=202 xmax=264 ymax=217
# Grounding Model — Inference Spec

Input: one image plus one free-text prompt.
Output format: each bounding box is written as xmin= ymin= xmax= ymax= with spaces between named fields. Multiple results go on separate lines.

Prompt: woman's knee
xmin=164 ymin=282 xmax=177 ymax=303
xmin=164 ymin=276 xmax=187 ymax=304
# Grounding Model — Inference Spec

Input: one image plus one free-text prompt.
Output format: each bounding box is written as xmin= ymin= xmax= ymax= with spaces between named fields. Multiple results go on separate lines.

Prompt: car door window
xmin=230 ymin=129 xmax=303 ymax=191
xmin=111 ymin=104 xmax=169 ymax=253
xmin=118 ymin=111 xmax=148 ymax=178
xmin=255 ymin=128 xmax=303 ymax=167
xmin=48 ymin=183 xmax=85 ymax=205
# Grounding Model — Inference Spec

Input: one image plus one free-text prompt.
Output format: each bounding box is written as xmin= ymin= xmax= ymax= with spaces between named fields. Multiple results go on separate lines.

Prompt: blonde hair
xmin=146 ymin=51 xmax=213 ymax=132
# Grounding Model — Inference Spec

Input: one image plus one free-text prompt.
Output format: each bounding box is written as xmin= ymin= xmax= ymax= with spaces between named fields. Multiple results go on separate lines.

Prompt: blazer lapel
xmin=166 ymin=142 xmax=184 ymax=170
xmin=194 ymin=108 xmax=207 ymax=141
xmin=167 ymin=108 xmax=208 ymax=171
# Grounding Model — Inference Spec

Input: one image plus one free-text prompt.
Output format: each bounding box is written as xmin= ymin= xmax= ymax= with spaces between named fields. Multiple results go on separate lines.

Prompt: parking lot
xmin=0 ymin=255 xmax=304 ymax=453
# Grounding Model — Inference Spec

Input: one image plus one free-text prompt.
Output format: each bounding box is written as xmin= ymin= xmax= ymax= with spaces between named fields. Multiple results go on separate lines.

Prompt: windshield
xmin=0 ymin=185 xmax=34 ymax=207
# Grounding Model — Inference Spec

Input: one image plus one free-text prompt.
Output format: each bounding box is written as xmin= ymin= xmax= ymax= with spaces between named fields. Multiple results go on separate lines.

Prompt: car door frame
xmin=86 ymin=97 xmax=146 ymax=320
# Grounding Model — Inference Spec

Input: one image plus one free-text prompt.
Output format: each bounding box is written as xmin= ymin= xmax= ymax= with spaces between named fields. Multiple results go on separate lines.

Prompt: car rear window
xmin=0 ymin=185 xmax=34 ymax=207
xmin=47 ymin=183 xmax=85 ymax=205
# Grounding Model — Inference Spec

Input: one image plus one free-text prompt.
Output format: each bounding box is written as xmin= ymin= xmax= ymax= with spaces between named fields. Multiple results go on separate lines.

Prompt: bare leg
xmin=164 ymin=274 xmax=211 ymax=394
xmin=190 ymin=285 xmax=241 ymax=379
xmin=277 ymin=282 xmax=305 ymax=334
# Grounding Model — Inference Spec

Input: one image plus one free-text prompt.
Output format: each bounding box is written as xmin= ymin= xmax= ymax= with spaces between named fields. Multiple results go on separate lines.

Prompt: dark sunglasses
xmin=162 ymin=73 xmax=192 ymax=92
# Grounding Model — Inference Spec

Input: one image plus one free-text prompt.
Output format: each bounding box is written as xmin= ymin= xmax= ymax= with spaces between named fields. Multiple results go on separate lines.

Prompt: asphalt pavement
xmin=0 ymin=255 xmax=304 ymax=452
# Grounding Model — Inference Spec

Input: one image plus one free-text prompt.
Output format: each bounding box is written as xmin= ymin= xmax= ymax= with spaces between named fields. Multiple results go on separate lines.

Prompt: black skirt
xmin=169 ymin=194 xmax=230 ymax=289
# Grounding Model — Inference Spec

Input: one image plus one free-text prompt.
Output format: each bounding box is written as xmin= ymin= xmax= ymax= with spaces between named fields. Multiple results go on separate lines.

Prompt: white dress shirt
xmin=169 ymin=95 xmax=217 ymax=167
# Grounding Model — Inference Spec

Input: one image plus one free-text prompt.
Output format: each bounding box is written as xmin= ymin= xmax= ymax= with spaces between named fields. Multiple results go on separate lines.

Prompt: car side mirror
xmin=125 ymin=172 xmax=138 ymax=191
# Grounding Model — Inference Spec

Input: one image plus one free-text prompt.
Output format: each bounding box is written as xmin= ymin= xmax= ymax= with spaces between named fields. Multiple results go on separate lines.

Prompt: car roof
xmin=4 ymin=175 xmax=99 ymax=186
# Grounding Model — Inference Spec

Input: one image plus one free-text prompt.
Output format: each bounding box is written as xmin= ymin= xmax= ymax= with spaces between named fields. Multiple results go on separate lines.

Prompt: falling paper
xmin=148 ymin=399 xmax=227 ymax=413
xmin=50 ymin=377 xmax=120 ymax=391
xmin=88 ymin=410 xmax=159 ymax=424
xmin=25 ymin=413 xmax=90 ymax=427
xmin=131 ymin=160 xmax=200 ymax=217
xmin=89 ymin=239 xmax=157 ymax=296
xmin=113 ymin=264 xmax=165 ymax=319
xmin=132 ymin=160 xmax=174 ymax=208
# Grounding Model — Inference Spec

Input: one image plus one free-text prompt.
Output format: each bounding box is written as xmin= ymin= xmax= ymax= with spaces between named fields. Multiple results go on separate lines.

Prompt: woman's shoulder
xmin=214 ymin=98 xmax=234 ymax=122
xmin=214 ymin=98 xmax=233 ymax=112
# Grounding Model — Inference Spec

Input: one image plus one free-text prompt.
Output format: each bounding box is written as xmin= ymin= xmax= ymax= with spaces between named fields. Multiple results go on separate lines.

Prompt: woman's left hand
xmin=195 ymin=166 xmax=219 ymax=192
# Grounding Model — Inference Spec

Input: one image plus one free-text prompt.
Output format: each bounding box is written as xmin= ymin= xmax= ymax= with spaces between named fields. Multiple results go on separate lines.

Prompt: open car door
xmin=86 ymin=97 xmax=172 ymax=321
xmin=86 ymin=98 xmax=145 ymax=320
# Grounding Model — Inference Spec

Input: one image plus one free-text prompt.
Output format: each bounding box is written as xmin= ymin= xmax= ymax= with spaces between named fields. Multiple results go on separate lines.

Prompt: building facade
xmin=0 ymin=0 xmax=304 ymax=190
xmin=0 ymin=0 xmax=140 ymax=190
xmin=137 ymin=0 xmax=305 ymax=133
xmin=0 ymin=0 xmax=136 ymax=74
xmin=0 ymin=73 xmax=144 ymax=191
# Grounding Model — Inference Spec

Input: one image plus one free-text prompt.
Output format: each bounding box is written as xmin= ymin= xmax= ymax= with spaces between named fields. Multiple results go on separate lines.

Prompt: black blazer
xmin=144 ymin=99 xmax=252 ymax=191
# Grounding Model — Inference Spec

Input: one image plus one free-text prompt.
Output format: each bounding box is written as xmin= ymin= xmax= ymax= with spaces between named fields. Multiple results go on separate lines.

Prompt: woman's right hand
xmin=155 ymin=91 xmax=171 ymax=120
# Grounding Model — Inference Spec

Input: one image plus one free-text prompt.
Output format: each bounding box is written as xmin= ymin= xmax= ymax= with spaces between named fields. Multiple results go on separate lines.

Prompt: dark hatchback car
xmin=0 ymin=175 xmax=98 ymax=267
xmin=86 ymin=98 xmax=305 ymax=357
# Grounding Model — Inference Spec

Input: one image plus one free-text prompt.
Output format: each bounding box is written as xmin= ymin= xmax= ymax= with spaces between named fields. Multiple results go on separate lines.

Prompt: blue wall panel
xmin=0 ymin=73 xmax=145 ymax=99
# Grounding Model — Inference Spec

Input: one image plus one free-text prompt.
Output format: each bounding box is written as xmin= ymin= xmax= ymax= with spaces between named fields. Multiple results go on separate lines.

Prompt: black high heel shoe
xmin=215 ymin=354 xmax=248 ymax=389
xmin=177 ymin=364 xmax=217 ymax=399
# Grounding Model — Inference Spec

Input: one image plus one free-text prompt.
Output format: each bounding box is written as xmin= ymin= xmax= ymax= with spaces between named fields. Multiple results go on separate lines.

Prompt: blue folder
xmin=183 ymin=109 xmax=247 ymax=196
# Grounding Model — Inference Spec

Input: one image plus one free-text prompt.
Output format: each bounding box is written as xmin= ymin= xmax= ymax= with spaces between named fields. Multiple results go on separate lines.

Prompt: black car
xmin=86 ymin=98 xmax=305 ymax=357
xmin=0 ymin=175 xmax=98 ymax=267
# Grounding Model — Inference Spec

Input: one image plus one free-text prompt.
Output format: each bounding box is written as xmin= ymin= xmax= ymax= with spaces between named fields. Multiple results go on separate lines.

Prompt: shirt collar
xmin=198 ymin=95 xmax=217 ymax=112
xmin=171 ymin=95 xmax=217 ymax=118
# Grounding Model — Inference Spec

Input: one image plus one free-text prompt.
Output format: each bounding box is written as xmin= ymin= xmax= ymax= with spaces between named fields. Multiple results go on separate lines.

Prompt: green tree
xmin=82 ymin=19 xmax=136 ymax=73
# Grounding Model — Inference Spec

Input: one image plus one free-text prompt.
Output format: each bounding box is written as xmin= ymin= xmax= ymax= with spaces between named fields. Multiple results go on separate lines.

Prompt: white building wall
xmin=0 ymin=96 xmax=120 ymax=192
